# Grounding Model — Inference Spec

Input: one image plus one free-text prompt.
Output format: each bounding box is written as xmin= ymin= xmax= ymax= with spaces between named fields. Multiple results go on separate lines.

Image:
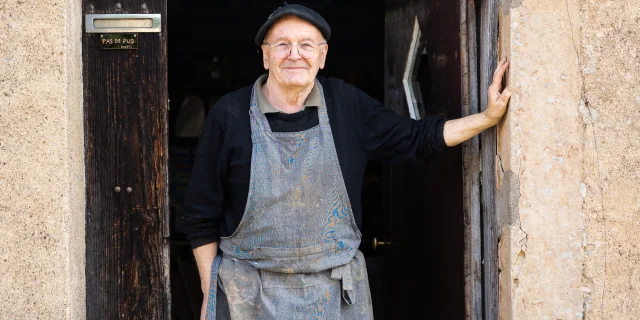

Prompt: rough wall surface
xmin=497 ymin=0 xmax=585 ymax=318
xmin=0 ymin=0 xmax=85 ymax=318
xmin=498 ymin=0 xmax=640 ymax=319
xmin=580 ymin=0 xmax=640 ymax=318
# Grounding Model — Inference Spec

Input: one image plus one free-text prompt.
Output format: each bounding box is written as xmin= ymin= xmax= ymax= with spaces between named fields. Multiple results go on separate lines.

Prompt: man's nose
xmin=288 ymin=46 xmax=302 ymax=60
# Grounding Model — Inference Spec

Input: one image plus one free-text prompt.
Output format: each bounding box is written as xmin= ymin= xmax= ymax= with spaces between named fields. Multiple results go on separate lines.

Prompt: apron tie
xmin=205 ymin=255 xmax=223 ymax=320
xmin=331 ymin=261 xmax=355 ymax=305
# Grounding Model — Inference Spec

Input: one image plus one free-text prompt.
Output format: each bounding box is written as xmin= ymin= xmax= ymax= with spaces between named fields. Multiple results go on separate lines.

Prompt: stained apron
xmin=204 ymin=80 xmax=374 ymax=319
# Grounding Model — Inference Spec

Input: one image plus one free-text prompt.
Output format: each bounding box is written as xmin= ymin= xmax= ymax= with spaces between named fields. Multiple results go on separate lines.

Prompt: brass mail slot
xmin=85 ymin=14 xmax=161 ymax=33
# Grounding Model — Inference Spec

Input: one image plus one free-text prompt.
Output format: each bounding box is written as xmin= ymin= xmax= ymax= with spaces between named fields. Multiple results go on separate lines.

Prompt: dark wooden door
xmin=382 ymin=0 xmax=465 ymax=318
xmin=82 ymin=1 xmax=170 ymax=319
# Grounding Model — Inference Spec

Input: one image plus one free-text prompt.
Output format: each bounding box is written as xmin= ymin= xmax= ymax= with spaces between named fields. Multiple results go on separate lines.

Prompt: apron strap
xmin=331 ymin=261 xmax=355 ymax=305
xmin=315 ymin=80 xmax=330 ymax=126
xmin=205 ymin=254 xmax=223 ymax=320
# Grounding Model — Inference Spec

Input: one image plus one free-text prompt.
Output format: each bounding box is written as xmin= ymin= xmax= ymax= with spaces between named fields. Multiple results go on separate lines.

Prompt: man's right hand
xmin=193 ymin=242 xmax=219 ymax=319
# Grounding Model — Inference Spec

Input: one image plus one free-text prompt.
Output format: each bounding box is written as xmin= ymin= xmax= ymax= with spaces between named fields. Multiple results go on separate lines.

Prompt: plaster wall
xmin=0 ymin=0 xmax=85 ymax=318
xmin=497 ymin=0 xmax=640 ymax=319
xmin=579 ymin=0 xmax=640 ymax=318
xmin=496 ymin=0 xmax=585 ymax=319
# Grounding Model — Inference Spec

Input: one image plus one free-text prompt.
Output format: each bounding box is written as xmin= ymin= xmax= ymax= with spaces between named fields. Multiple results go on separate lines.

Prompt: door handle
xmin=372 ymin=237 xmax=392 ymax=250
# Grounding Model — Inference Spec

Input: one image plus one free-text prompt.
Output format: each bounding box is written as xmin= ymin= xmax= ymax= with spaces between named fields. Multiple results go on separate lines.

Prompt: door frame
xmin=460 ymin=0 xmax=483 ymax=318
xmin=461 ymin=0 xmax=500 ymax=319
xmin=79 ymin=0 xmax=499 ymax=318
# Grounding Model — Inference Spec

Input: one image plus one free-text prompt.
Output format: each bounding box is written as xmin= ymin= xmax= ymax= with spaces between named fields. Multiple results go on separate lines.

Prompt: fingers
xmin=498 ymin=85 xmax=514 ymax=105
xmin=493 ymin=57 xmax=507 ymax=77
xmin=489 ymin=58 xmax=509 ymax=98
xmin=488 ymin=84 xmax=499 ymax=101
xmin=493 ymin=59 xmax=509 ymax=84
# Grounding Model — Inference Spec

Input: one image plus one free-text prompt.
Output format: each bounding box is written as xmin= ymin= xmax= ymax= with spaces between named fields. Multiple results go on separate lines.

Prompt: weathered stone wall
xmin=0 ymin=0 xmax=85 ymax=318
xmin=497 ymin=0 xmax=640 ymax=319
xmin=497 ymin=0 xmax=585 ymax=318
xmin=580 ymin=0 xmax=640 ymax=318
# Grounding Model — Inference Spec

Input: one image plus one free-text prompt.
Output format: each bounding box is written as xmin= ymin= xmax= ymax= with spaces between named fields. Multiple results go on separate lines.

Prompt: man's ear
xmin=262 ymin=46 xmax=270 ymax=70
xmin=319 ymin=44 xmax=328 ymax=69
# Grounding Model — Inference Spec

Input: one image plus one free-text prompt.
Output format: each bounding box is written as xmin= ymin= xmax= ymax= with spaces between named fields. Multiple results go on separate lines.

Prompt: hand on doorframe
xmin=484 ymin=57 xmax=513 ymax=124
xmin=442 ymin=57 xmax=513 ymax=147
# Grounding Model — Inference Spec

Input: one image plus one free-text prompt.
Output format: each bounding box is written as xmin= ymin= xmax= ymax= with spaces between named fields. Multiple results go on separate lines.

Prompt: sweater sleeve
xmin=181 ymin=106 xmax=227 ymax=249
xmin=357 ymin=87 xmax=447 ymax=162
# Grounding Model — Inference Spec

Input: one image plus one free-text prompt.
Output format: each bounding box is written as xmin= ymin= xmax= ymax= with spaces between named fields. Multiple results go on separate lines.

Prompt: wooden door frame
xmin=79 ymin=0 xmax=498 ymax=317
xmin=461 ymin=0 xmax=500 ymax=319
xmin=460 ymin=0 xmax=482 ymax=318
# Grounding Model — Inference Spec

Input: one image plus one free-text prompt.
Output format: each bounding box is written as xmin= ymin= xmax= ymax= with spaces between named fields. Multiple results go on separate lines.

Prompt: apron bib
xmin=206 ymin=81 xmax=373 ymax=319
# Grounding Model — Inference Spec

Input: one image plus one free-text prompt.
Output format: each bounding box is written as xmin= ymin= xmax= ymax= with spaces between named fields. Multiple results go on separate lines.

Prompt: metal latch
xmin=85 ymin=14 xmax=161 ymax=33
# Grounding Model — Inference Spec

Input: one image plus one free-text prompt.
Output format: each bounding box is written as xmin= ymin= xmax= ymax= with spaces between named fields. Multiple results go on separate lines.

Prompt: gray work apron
xmin=205 ymin=80 xmax=374 ymax=319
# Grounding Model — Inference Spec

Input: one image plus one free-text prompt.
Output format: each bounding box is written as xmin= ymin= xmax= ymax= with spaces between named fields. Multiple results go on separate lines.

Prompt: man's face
xmin=262 ymin=16 xmax=328 ymax=89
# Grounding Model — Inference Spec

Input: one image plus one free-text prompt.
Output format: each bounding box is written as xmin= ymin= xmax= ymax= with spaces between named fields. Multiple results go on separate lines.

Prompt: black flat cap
xmin=255 ymin=4 xmax=331 ymax=47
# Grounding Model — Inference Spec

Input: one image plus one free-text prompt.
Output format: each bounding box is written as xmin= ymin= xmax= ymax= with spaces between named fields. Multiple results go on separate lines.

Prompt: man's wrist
xmin=481 ymin=110 xmax=500 ymax=126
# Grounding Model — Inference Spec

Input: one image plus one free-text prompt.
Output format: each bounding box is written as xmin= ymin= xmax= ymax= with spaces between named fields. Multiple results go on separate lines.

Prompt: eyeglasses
xmin=263 ymin=41 xmax=327 ymax=58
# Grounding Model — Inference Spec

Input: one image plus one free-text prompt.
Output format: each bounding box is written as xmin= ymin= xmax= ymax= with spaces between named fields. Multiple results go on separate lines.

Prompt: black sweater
xmin=182 ymin=77 xmax=447 ymax=249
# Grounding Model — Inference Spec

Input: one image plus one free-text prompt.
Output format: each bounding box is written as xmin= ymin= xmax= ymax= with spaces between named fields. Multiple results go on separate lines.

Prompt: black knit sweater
xmin=182 ymin=77 xmax=447 ymax=249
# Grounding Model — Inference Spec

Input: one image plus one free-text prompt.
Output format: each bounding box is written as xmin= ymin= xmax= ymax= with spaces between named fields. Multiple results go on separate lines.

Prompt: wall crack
xmin=512 ymin=155 xmax=527 ymax=289
xmin=565 ymin=0 xmax=607 ymax=318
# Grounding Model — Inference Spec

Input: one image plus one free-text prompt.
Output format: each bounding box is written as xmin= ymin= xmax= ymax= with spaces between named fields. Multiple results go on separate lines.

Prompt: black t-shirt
xmin=182 ymin=77 xmax=447 ymax=249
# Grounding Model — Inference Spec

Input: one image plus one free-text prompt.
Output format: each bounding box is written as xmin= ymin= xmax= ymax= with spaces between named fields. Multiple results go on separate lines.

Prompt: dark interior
xmin=167 ymin=0 xmax=463 ymax=319
xmin=382 ymin=0 xmax=465 ymax=318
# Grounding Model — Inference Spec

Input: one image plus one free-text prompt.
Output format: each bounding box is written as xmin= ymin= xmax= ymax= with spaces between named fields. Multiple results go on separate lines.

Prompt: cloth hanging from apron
xmin=205 ymin=80 xmax=374 ymax=319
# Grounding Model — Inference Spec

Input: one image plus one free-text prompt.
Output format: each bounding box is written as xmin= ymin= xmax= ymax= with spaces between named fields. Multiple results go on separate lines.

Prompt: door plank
xmin=478 ymin=0 xmax=500 ymax=318
xmin=82 ymin=1 xmax=169 ymax=318
xmin=460 ymin=0 xmax=483 ymax=319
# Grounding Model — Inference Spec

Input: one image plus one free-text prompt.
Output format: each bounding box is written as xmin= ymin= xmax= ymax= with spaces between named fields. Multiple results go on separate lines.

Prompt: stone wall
xmin=0 ymin=0 xmax=85 ymax=318
xmin=497 ymin=0 xmax=640 ymax=319
xmin=580 ymin=0 xmax=640 ymax=318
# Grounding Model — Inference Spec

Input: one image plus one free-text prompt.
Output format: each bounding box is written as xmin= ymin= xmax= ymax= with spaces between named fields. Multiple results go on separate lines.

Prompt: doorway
xmin=166 ymin=0 xmax=463 ymax=319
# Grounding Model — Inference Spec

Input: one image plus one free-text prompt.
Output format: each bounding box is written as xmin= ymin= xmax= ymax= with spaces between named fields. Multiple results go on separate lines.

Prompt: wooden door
xmin=82 ymin=1 xmax=170 ymax=319
xmin=382 ymin=0 xmax=465 ymax=318
xmin=478 ymin=0 xmax=500 ymax=317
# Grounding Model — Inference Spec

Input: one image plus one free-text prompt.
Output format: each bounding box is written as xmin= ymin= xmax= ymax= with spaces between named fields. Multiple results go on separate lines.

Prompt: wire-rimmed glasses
xmin=263 ymin=41 xmax=327 ymax=58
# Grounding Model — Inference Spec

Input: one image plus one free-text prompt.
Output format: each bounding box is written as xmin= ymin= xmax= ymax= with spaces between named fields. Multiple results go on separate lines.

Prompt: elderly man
xmin=183 ymin=4 xmax=512 ymax=319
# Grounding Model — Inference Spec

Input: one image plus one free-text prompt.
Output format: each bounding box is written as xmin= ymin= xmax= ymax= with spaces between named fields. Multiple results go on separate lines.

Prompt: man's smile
xmin=283 ymin=67 xmax=308 ymax=71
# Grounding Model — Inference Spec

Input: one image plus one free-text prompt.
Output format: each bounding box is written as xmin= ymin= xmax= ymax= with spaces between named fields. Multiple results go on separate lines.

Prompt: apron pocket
xmin=260 ymin=269 xmax=342 ymax=319
xmin=266 ymin=281 xmax=342 ymax=319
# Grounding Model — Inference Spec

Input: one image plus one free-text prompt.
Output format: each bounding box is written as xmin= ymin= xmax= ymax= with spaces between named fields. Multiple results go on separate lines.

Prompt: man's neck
xmin=262 ymin=77 xmax=314 ymax=114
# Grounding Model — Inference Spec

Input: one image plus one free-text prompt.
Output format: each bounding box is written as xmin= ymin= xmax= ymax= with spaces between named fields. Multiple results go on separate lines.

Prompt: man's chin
xmin=283 ymin=77 xmax=313 ymax=88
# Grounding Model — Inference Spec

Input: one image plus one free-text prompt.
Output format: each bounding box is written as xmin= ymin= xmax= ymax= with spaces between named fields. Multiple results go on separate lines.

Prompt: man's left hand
xmin=484 ymin=57 xmax=513 ymax=124
xmin=443 ymin=57 xmax=513 ymax=147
